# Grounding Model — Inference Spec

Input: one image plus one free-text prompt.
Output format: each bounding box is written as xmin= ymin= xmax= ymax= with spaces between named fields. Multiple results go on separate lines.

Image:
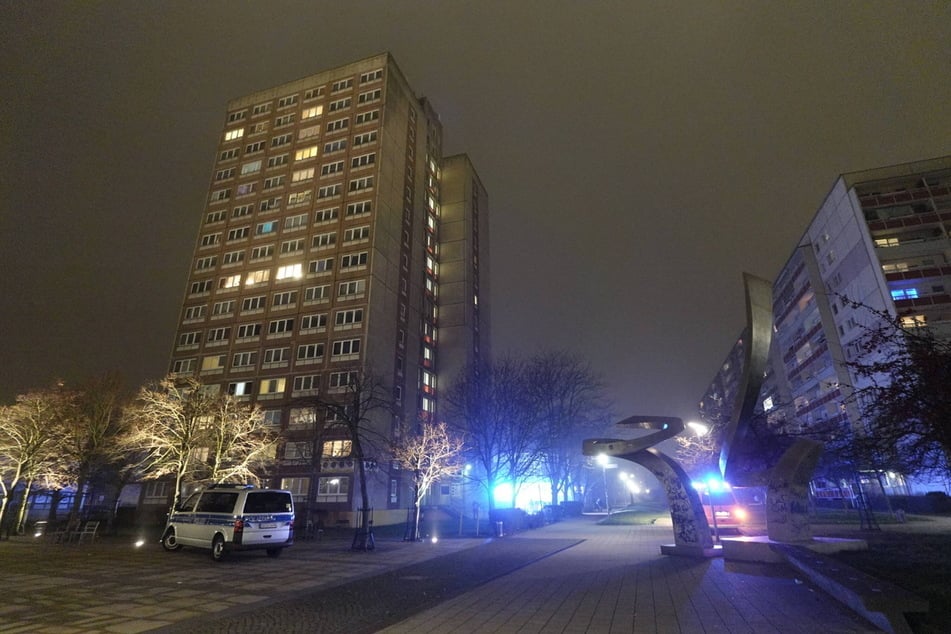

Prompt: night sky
xmin=2 ymin=2 xmax=949 ymax=423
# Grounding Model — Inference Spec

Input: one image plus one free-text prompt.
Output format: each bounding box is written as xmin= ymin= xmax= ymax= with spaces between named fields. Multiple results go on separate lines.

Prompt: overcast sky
xmin=1 ymin=2 xmax=949 ymax=422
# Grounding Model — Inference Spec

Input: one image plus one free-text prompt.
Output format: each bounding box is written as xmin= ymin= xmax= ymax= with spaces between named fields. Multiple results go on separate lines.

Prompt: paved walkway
xmin=0 ymin=516 xmax=893 ymax=633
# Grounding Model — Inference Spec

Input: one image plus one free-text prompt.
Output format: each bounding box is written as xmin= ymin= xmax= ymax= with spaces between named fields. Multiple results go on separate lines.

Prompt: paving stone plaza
xmin=0 ymin=514 xmax=923 ymax=633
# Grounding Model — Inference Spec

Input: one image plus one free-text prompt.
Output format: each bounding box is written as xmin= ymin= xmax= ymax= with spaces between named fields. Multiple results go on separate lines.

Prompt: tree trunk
xmin=16 ymin=478 xmax=34 ymax=534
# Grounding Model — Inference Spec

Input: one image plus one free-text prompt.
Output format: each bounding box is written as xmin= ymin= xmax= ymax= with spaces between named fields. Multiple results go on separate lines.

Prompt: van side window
xmin=196 ymin=492 xmax=239 ymax=513
xmin=244 ymin=491 xmax=293 ymax=513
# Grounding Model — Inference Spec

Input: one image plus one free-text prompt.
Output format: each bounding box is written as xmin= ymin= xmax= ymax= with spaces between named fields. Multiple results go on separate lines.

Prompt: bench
xmin=771 ymin=543 xmax=927 ymax=634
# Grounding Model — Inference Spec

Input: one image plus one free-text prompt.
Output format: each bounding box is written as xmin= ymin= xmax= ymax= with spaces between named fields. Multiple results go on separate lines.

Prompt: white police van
xmin=161 ymin=485 xmax=295 ymax=561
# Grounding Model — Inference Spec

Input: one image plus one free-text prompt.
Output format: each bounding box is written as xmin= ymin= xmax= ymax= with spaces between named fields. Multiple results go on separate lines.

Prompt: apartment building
xmin=167 ymin=53 xmax=489 ymax=524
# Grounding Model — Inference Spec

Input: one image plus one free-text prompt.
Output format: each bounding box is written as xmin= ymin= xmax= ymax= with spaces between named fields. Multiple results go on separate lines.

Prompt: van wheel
xmin=211 ymin=534 xmax=226 ymax=561
xmin=161 ymin=528 xmax=181 ymax=551
xmin=266 ymin=548 xmax=282 ymax=558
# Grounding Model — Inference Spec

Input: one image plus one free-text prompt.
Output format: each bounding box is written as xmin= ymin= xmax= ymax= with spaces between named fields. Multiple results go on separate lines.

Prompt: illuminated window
xmin=295 ymin=145 xmax=319 ymax=161
xmin=245 ymin=269 xmax=270 ymax=285
xmin=240 ymin=160 xmax=262 ymax=175
xmin=301 ymin=105 xmax=323 ymax=119
xmin=288 ymin=190 xmax=312 ymax=206
xmin=890 ymin=288 xmax=919 ymax=300
xmin=224 ymin=128 xmax=244 ymax=141
xmin=317 ymin=476 xmax=349 ymax=499
xmin=324 ymin=440 xmax=352 ymax=457
xmin=901 ymin=314 xmax=927 ymax=328
xmin=276 ymin=263 xmax=302 ymax=280
xmin=219 ymin=274 xmax=241 ymax=289
xmin=292 ymin=167 xmax=315 ymax=183
xmin=875 ymin=237 xmax=900 ymax=248
xmin=256 ymin=221 xmax=278 ymax=236
xmin=882 ymin=262 xmax=910 ymax=273
xmin=299 ymin=125 xmax=320 ymax=140
xmin=259 ymin=378 xmax=286 ymax=396
xmin=228 ymin=381 xmax=253 ymax=396
xmin=201 ymin=354 xmax=225 ymax=371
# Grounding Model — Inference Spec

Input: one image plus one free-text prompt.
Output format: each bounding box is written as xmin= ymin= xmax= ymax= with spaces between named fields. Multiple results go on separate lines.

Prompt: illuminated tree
xmin=0 ymin=388 xmax=68 ymax=533
xmin=125 ymin=377 xmax=275 ymax=509
xmin=392 ymin=417 xmax=465 ymax=541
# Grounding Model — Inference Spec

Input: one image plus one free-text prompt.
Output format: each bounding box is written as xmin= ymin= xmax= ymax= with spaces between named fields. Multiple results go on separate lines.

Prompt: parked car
xmin=161 ymin=485 xmax=294 ymax=561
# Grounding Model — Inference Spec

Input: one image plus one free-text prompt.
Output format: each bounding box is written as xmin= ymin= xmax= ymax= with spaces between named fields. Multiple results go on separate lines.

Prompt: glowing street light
xmin=687 ymin=421 xmax=709 ymax=436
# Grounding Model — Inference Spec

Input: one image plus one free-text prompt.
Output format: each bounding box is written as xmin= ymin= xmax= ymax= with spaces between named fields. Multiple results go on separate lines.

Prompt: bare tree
xmin=0 ymin=388 xmax=68 ymax=533
xmin=58 ymin=373 xmax=134 ymax=524
xmin=125 ymin=377 xmax=275 ymax=509
xmin=526 ymin=350 xmax=612 ymax=505
xmin=837 ymin=297 xmax=951 ymax=478
xmin=392 ymin=417 xmax=465 ymax=541
xmin=445 ymin=357 xmax=539 ymax=510
xmin=311 ymin=365 xmax=392 ymax=550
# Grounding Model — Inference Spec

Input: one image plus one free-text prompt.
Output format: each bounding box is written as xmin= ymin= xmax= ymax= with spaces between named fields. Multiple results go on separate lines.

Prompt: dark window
xmin=244 ymin=491 xmax=293 ymax=514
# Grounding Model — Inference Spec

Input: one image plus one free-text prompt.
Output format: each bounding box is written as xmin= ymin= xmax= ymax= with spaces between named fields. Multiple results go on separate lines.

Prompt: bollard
xmin=495 ymin=521 xmax=504 ymax=537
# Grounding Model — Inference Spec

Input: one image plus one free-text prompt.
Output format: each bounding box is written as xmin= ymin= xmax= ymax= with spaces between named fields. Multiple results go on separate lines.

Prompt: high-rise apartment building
xmin=168 ymin=53 xmax=489 ymax=524
xmin=702 ymin=156 xmax=951 ymax=494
